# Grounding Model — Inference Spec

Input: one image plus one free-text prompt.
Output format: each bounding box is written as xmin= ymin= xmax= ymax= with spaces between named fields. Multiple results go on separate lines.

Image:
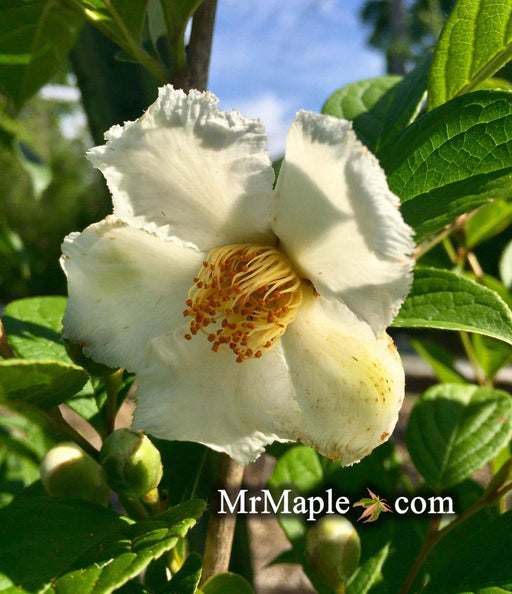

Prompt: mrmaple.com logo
xmin=217 ymin=488 xmax=455 ymax=522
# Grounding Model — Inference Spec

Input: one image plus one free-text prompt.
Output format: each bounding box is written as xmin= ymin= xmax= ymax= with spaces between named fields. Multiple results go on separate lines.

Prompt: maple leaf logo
xmin=353 ymin=489 xmax=392 ymax=523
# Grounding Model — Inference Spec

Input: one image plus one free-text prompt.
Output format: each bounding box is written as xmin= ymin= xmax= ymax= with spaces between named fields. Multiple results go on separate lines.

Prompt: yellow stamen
xmin=184 ymin=244 xmax=303 ymax=361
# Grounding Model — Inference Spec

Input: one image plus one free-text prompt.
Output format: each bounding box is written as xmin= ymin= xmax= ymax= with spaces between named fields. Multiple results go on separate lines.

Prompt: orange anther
xmin=184 ymin=243 xmax=302 ymax=361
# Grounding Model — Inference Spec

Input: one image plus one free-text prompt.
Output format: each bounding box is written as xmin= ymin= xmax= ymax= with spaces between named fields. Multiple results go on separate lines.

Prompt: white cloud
xmin=210 ymin=0 xmax=385 ymax=120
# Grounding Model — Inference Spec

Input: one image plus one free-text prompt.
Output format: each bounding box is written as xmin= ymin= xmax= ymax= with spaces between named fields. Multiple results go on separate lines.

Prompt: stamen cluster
xmin=184 ymin=244 xmax=303 ymax=362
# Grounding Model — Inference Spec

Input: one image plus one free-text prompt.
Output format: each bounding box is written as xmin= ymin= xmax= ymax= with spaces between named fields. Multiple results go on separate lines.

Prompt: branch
xmin=200 ymin=453 xmax=244 ymax=584
xmin=186 ymin=0 xmax=218 ymax=91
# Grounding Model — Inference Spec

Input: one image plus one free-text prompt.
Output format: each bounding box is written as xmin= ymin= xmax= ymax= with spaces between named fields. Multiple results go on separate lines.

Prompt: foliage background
xmin=2 ymin=1 xmax=512 ymax=593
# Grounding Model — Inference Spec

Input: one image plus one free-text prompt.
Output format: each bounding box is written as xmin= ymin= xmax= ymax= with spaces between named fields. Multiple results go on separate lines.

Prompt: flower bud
xmin=99 ymin=429 xmax=163 ymax=498
xmin=305 ymin=515 xmax=361 ymax=590
xmin=40 ymin=442 xmax=110 ymax=506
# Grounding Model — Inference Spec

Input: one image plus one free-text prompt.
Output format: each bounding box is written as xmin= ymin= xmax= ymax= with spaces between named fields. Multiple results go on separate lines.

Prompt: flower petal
xmin=132 ymin=328 xmax=299 ymax=466
xmin=273 ymin=111 xmax=414 ymax=337
xmin=280 ymin=285 xmax=405 ymax=466
xmin=87 ymin=86 xmax=276 ymax=252
xmin=61 ymin=216 xmax=202 ymax=372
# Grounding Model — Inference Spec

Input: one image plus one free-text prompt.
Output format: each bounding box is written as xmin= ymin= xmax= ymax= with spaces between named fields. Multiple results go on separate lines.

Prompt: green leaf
xmin=0 ymin=108 xmax=53 ymax=199
xmin=160 ymin=0 xmax=204 ymax=74
xmin=346 ymin=542 xmax=390 ymax=594
xmin=116 ymin=582 xmax=151 ymax=594
xmin=410 ymin=338 xmax=466 ymax=384
xmin=165 ymin=552 xmax=202 ymax=594
xmin=3 ymin=296 xmax=68 ymax=361
xmin=0 ymin=411 xmax=51 ymax=504
xmin=267 ymin=446 xmax=324 ymax=547
xmin=428 ymin=0 xmax=512 ymax=110
xmin=269 ymin=446 xmax=324 ymax=494
xmin=322 ymin=76 xmax=401 ymax=150
xmin=383 ymin=91 xmax=512 ymax=240
xmin=472 ymin=334 xmax=512 ymax=380
xmin=79 ymin=0 xmax=149 ymax=44
xmin=323 ymin=441 xmax=401 ymax=497
xmin=0 ymin=411 xmax=51 ymax=459
xmin=424 ymin=510 xmax=512 ymax=593
xmin=393 ymin=267 xmax=512 ymax=346
xmin=0 ymin=497 xmax=128 ymax=591
xmin=475 ymin=76 xmax=512 ymax=92
xmin=0 ymin=455 xmax=39 ymax=508
xmin=323 ymin=56 xmax=431 ymax=153
xmin=0 ymin=431 xmax=40 ymax=467
xmin=377 ymin=516 xmax=429 ymax=594
xmin=0 ymin=103 xmax=34 ymax=144
xmin=0 ymin=359 xmax=89 ymax=409
xmin=465 ymin=200 xmax=512 ymax=249
xmin=377 ymin=53 xmax=432 ymax=151
xmin=425 ymin=480 xmax=500 ymax=588
xmin=0 ymin=0 xmax=84 ymax=108
xmin=154 ymin=439 xmax=217 ymax=507
xmin=74 ymin=0 xmax=168 ymax=82
xmin=477 ymin=273 xmax=512 ymax=309
xmin=147 ymin=0 xmax=167 ymax=45
xmin=14 ymin=140 xmax=52 ymax=199
xmin=201 ymin=573 xmax=254 ymax=594
xmin=406 ymin=384 xmax=512 ymax=489
xmin=267 ymin=445 xmax=400 ymax=594
xmin=3 ymin=297 xmax=101 ymax=420
xmin=0 ymin=222 xmax=29 ymax=282
xmin=0 ymin=497 xmax=205 ymax=593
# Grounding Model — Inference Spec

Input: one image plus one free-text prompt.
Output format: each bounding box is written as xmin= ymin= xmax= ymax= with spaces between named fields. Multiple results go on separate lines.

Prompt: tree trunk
xmin=387 ymin=0 xmax=408 ymax=75
xmin=70 ymin=24 xmax=160 ymax=145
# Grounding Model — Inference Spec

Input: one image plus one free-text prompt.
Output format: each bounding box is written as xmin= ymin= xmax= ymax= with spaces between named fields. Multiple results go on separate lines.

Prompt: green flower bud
xmin=40 ymin=442 xmax=110 ymax=506
xmin=305 ymin=516 xmax=361 ymax=590
xmin=99 ymin=429 xmax=163 ymax=498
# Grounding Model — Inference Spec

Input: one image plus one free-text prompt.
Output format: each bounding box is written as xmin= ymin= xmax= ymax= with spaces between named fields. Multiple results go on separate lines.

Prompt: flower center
xmin=183 ymin=243 xmax=303 ymax=362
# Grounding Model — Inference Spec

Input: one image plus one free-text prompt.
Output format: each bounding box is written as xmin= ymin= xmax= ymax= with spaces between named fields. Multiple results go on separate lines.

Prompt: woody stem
xmin=200 ymin=453 xmax=245 ymax=584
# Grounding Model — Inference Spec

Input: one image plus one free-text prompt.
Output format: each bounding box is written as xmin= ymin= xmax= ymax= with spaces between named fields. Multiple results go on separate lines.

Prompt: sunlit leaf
xmin=3 ymin=296 xmax=68 ymax=362
xmin=465 ymin=200 xmax=512 ymax=249
xmin=0 ymin=497 xmax=205 ymax=593
xmin=79 ymin=0 xmax=148 ymax=44
xmin=201 ymin=573 xmax=254 ymax=594
xmin=383 ymin=91 xmax=512 ymax=240
xmin=393 ymin=267 xmax=512 ymax=346
xmin=322 ymin=76 xmax=401 ymax=150
xmin=428 ymin=0 xmax=512 ymax=109
xmin=0 ymin=359 xmax=88 ymax=409
xmin=406 ymin=384 xmax=512 ymax=489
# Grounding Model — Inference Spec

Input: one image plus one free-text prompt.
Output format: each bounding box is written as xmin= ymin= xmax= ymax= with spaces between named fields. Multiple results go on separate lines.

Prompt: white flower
xmin=61 ymin=86 xmax=414 ymax=466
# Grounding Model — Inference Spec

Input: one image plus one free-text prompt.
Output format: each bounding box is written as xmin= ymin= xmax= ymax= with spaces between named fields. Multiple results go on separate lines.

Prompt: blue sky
xmin=43 ymin=1 xmax=384 ymax=152
xmin=209 ymin=0 xmax=385 ymax=155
